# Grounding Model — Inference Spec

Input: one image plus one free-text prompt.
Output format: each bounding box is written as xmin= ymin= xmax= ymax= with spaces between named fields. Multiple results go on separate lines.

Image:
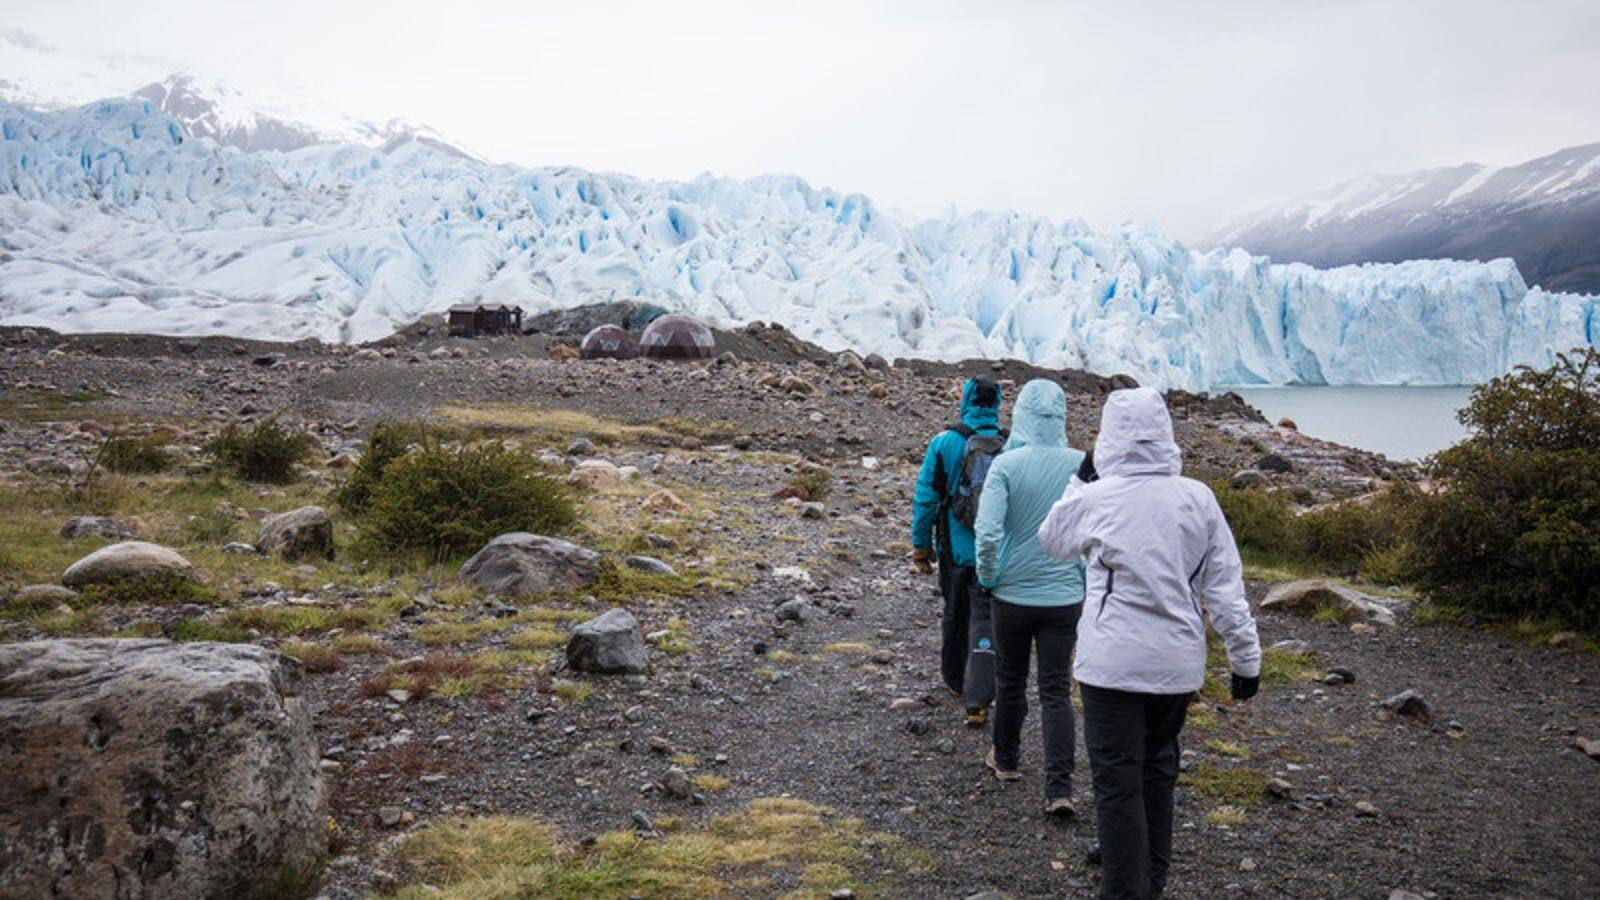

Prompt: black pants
xmin=991 ymin=599 xmax=1081 ymax=800
xmin=1080 ymin=683 xmax=1191 ymax=900
xmin=939 ymin=563 xmax=997 ymax=710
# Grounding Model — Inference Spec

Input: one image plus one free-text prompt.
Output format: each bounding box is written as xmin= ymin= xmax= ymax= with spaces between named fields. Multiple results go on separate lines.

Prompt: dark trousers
xmin=938 ymin=562 xmax=996 ymax=710
xmin=1080 ymin=683 xmax=1191 ymax=900
xmin=991 ymin=599 xmax=1081 ymax=800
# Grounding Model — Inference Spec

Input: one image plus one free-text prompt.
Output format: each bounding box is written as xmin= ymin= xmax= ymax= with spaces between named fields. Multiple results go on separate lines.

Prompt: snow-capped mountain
xmin=0 ymin=29 xmax=472 ymax=159
xmin=2 ymin=98 xmax=1596 ymax=390
xmin=1206 ymin=142 xmax=1600 ymax=294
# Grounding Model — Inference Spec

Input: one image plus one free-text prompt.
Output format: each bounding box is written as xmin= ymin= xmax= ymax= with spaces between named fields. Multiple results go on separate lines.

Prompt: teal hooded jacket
xmin=911 ymin=378 xmax=1002 ymax=568
xmin=973 ymin=379 xmax=1086 ymax=606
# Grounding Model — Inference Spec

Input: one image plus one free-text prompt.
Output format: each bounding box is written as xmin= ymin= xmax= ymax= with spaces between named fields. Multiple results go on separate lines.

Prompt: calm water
xmin=1228 ymin=385 xmax=1476 ymax=461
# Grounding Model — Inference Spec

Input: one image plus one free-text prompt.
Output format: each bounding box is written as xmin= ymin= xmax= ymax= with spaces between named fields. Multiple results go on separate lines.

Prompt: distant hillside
xmin=1206 ymin=142 xmax=1600 ymax=294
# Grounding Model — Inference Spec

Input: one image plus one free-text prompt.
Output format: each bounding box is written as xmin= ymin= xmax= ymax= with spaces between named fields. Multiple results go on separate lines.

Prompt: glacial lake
xmin=1227 ymin=385 xmax=1477 ymax=461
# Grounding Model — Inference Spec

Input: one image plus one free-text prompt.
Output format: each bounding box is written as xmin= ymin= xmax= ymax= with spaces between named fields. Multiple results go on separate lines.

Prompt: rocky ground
xmin=2 ymin=322 xmax=1596 ymax=898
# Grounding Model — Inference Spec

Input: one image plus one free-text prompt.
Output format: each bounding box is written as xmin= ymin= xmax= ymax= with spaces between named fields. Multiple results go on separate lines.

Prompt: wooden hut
xmin=447 ymin=303 xmax=524 ymax=337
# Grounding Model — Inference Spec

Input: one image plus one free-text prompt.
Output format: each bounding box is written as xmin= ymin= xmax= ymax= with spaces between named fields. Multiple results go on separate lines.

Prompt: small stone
xmin=648 ymin=736 xmax=674 ymax=755
xmin=1266 ymin=778 xmax=1296 ymax=800
xmin=1380 ymin=689 xmax=1432 ymax=725
xmin=1268 ymin=639 xmax=1310 ymax=654
xmin=1239 ymin=857 xmax=1257 ymax=872
xmin=566 ymin=437 xmax=595 ymax=457
xmin=888 ymin=697 xmax=920 ymax=710
xmin=830 ymin=890 xmax=857 ymax=900
xmin=386 ymin=689 xmax=411 ymax=704
xmin=798 ymin=502 xmax=826 ymax=519
xmin=935 ymin=738 xmax=955 ymax=755
xmin=631 ymin=810 xmax=655 ymax=833
xmin=775 ymin=598 xmax=808 ymax=622
xmin=220 ymin=541 xmax=257 ymax=555
xmin=661 ymin=766 xmax=693 ymax=800
xmin=1354 ymin=800 xmax=1379 ymax=817
xmin=378 ymin=806 xmax=404 ymax=828
xmin=625 ymin=556 xmax=678 ymax=576
xmin=870 ymin=649 xmax=894 ymax=665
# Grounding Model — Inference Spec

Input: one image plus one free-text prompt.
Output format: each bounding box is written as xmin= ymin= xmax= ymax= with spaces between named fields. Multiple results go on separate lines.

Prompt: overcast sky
xmin=6 ymin=0 xmax=1600 ymax=237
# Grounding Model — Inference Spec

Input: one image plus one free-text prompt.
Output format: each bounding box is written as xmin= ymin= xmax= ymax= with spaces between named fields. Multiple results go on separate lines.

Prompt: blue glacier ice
xmin=1 ymin=98 xmax=1595 ymax=389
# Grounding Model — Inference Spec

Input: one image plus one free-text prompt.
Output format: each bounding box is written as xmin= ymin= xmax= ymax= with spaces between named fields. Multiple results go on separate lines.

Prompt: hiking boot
xmin=965 ymin=706 xmax=988 ymax=728
xmin=985 ymin=747 xmax=1020 ymax=782
xmin=1045 ymin=796 xmax=1076 ymax=818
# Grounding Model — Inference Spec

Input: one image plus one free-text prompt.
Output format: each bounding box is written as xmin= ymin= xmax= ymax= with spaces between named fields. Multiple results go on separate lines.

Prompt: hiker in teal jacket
xmin=973 ymin=378 xmax=1087 ymax=815
xmin=912 ymin=375 xmax=1004 ymax=723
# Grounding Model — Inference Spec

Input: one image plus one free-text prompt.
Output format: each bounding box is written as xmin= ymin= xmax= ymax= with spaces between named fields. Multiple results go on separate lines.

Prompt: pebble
xmin=1355 ymin=800 xmax=1380 ymax=817
xmin=1239 ymin=857 xmax=1257 ymax=872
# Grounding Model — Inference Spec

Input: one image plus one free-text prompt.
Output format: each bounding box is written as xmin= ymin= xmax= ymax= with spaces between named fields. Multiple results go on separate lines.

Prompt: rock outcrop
xmin=61 ymin=542 xmax=195 ymax=588
xmin=565 ymin=608 xmax=649 ymax=674
xmin=458 ymin=533 xmax=601 ymax=597
xmin=0 ymin=639 xmax=326 ymax=898
xmin=59 ymin=516 xmax=137 ymax=541
xmin=256 ymin=506 xmax=334 ymax=561
xmin=1257 ymin=579 xmax=1398 ymax=626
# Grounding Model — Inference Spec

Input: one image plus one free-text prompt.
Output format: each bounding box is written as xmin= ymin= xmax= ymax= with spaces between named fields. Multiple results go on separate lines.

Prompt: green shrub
xmin=1211 ymin=484 xmax=1293 ymax=560
xmin=784 ymin=466 xmax=833 ymax=502
xmin=361 ymin=441 xmax=577 ymax=561
xmin=1213 ymin=482 xmax=1412 ymax=581
xmin=100 ymin=434 xmax=175 ymax=474
xmin=205 ymin=418 xmax=316 ymax=484
xmin=337 ymin=420 xmax=428 ymax=515
xmin=181 ymin=506 xmax=240 ymax=545
xmin=1409 ymin=350 xmax=1600 ymax=629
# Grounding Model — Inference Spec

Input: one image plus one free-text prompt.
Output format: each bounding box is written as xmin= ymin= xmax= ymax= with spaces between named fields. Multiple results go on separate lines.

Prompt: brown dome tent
xmin=638 ymin=314 xmax=715 ymax=363
xmin=579 ymin=324 xmax=638 ymax=360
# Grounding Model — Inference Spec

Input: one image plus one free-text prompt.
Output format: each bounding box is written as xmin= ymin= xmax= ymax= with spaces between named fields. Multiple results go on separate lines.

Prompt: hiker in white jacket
xmin=1039 ymin=387 xmax=1260 ymax=900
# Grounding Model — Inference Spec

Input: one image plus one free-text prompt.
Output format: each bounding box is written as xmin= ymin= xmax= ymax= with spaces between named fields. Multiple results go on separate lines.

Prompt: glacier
xmin=1 ymin=98 xmax=1595 ymax=390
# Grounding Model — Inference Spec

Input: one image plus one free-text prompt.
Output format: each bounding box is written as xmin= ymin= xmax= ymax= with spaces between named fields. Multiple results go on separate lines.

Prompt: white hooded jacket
xmin=1038 ymin=388 xmax=1260 ymax=694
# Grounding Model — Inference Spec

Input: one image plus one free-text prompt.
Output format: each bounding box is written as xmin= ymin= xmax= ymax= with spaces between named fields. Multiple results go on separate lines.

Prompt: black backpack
xmin=947 ymin=423 xmax=1007 ymax=528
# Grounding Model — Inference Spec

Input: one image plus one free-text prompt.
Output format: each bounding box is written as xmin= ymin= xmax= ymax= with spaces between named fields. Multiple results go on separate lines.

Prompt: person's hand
xmin=1077 ymin=448 xmax=1098 ymax=483
xmin=912 ymin=547 xmax=936 ymax=574
xmin=1230 ymin=673 xmax=1260 ymax=702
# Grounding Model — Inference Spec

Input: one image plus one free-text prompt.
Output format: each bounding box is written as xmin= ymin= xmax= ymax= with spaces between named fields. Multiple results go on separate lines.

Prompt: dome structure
xmin=579 ymin=324 xmax=637 ymax=360
xmin=638 ymin=314 xmax=715 ymax=362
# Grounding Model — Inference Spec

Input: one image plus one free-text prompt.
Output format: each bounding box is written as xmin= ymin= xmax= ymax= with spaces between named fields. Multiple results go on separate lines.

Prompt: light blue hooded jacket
xmin=974 ymin=379 xmax=1086 ymax=606
xmin=911 ymin=378 xmax=1003 ymax=568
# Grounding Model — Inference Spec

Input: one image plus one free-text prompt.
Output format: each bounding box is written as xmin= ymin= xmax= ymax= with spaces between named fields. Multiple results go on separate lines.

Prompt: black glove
xmin=1077 ymin=448 xmax=1098 ymax=483
xmin=1230 ymin=673 xmax=1260 ymax=702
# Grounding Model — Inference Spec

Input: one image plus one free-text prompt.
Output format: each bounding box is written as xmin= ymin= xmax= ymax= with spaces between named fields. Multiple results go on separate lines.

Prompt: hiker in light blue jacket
xmin=973 ymin=378 xmax=1087 ymax=816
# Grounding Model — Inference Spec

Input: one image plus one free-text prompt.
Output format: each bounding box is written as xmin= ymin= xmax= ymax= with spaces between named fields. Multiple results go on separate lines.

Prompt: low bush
xmin=206 ymin=418 xmax=317 ymax=484
xmin=336 ymin=420 xmax=427 ymax=515
xmin=100 ymin=434 xmax=175 ymax=474
xmin=783 ymin=466 xmax=833 ymax=502
xmin=1212 ymin=483 xmax=1413 ymax=581
xmin=1408 ymin=349 xmax=1600 ymax=629
xmin=361 ymin=441 xmax=577 ymax=561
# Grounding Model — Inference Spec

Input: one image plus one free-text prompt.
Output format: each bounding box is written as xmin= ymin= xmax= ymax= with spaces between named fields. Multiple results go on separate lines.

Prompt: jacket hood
xmin=1004 ymin=379 xmax=1067 ymax=452
xmin=1095 ymin=387 xmax=1181 ymax=477
xmin=959 ymin=377 xmax=1002 ymax=431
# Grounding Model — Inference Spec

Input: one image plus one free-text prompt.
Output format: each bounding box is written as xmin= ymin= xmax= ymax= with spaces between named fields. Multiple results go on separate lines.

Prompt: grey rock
xmin=58 ymin=516 xmax=136 ymax=541
xmin=10 ymin=584 xmax=79 ymax=608
xmin=256 ymin=506 xmax=334 ymax=561
xmin=1230 ymin=469 xmax=1269 ymax=489
xmin=566 ymin=608 xmax=649 ymax=674
xmin=459 ymin=533 xmax=601 ymax=597
xmin=1381 ymin=689 xmax=1432 ymax=725
xmin=625 ymin=555 xmax=678 ymax=577
xmin=798 ymin=502 xmax=826 ymax=519
xmin=221 ymin=541 xmax=258 ymax=555
xmin=61 ymin=541 xmax=195 ymax=588
xmin=566 ymin=437 xmax=596 ymax=457
xmin=661 ymin=766 xmax=693 ymax=800
xmin=0 ymin=639 xmax=325 ymax=898
xmin=1256 ymin=452 xmax=1294 ymax=473
xmin=1258 ymin=579 xmax=1397 ymax=626
xmin=775 ymin=598 xmax=809 ymax=623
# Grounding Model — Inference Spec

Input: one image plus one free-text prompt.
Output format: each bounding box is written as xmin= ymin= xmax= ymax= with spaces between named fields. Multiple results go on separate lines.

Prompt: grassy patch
xmin=1205 ymin=806 xmax=1249 ymax=827
xmin=1260 ymin=647 xmax=1321 ymax=684
xmin=168 ymin=616 xmax=252 ymax=642
xmin=589 ymin=561 xmax=700 ymax=604
xmin=75 ymin=573 xmax=222 ymax=608
xmin=331 ymin=633 xmax=386 ymax=654
xmin=652 ymin=618 xmax=694 ymax=655
xmin=279 ymin=639 xmax=346 ymax=673
xmin=224 ymin=604 xmax=389 ymax=637
xmin=507 ymin=625 xmax=567 ymax=650
xmin=551 ymin=680 xmax=593 ymax=703
xmin=396 ymin=798 xmax=885 ymax=899
xmin=413 ymin=617 xmax=514 ymax=646
xmin=1182 ymin=764 xmax=1269 ymax=808
xmin=782 ymin=466 xmax=833 ymax=502
xmin=99 ymin=433 xmax=177 ymax=474
xmin=691 ymin=774 xmax=731 ymax=792
xmin=1205 ymin=739 xmax=1250 ymax=759
xmin=821 ymin=642 xmax=871 ymax=655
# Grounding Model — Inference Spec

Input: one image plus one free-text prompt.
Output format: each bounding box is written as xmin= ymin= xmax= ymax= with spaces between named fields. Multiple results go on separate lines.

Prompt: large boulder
xmin=0 ymin=639 xmax=326 ymax=898
xmin=565 ymin=608 xmax=649 ymax=674
xmin=1257 ymin=579 xmax=1397 ymax=626
xmin=59 ymin=516 xmax=136 ymax=542
xmin=256 ymin=506 xmax=334 ymax=561
xmin=61 ymin=541 xmax=195 ymax=589
xmin=458 ymin=533 xmax=601 ymax=597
